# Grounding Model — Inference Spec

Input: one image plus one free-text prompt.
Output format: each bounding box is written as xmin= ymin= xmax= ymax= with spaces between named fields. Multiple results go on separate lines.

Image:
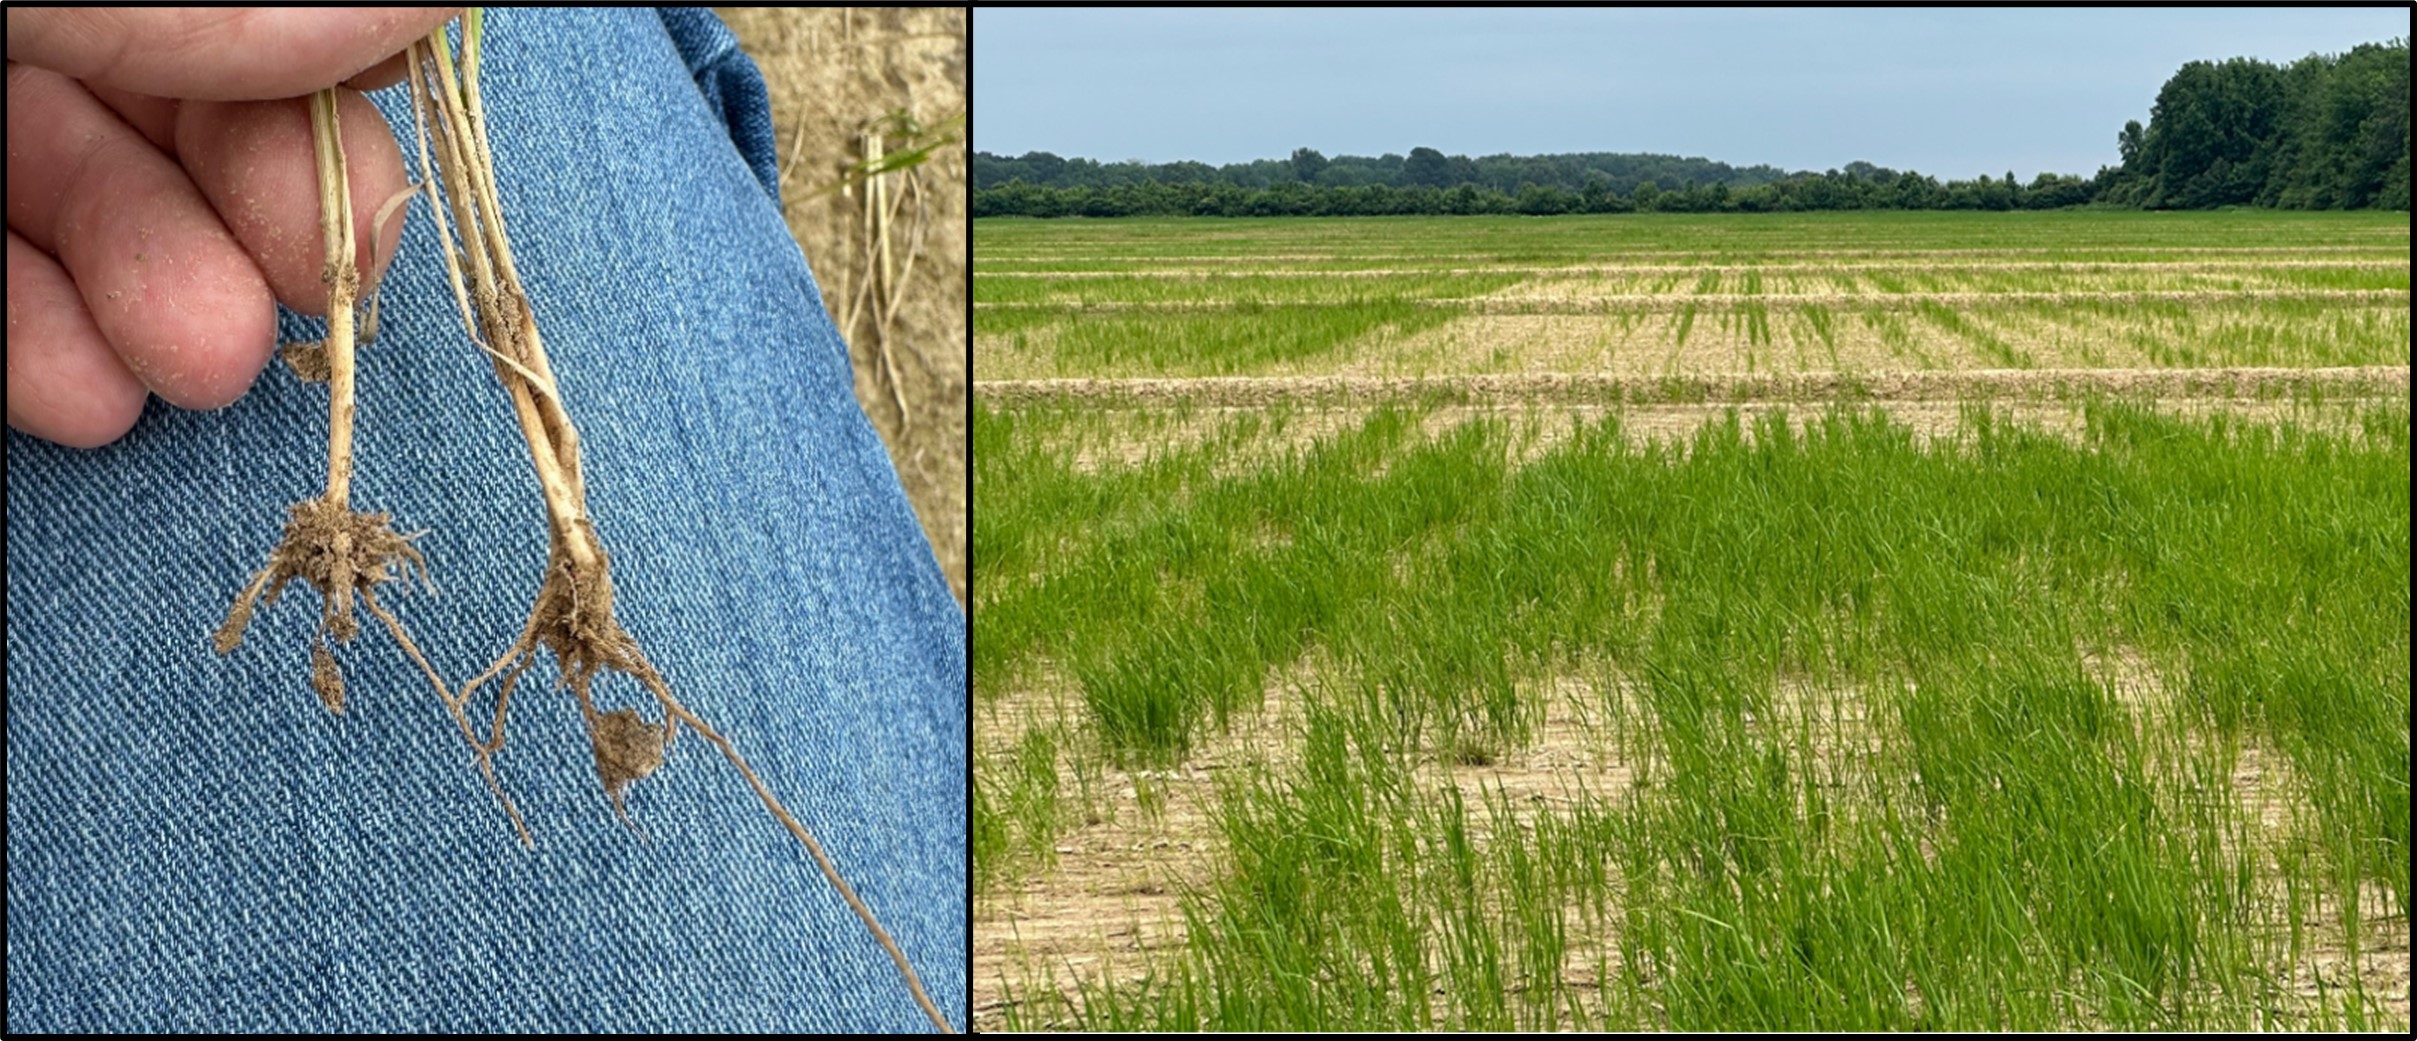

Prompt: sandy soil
xmin=974 ymin=290 xmax=2404 ymax=314
xmin=974 ymin=209 xmax=2409 ymax=1031
xmin=975 ymin=365 xmax=2411 ymax=409
xmin=978 ymin=258 xmax=2409 ymax=280
xmin=718 ymin=8 xmax=965 ymax=604
xmin=977 ymin=654 xmax=2410 ymax=1030
xmin=975 ymin=366 xmax=2411 ymax=1029
xmin=1004 ymin=399 xmax=2398 ymax=480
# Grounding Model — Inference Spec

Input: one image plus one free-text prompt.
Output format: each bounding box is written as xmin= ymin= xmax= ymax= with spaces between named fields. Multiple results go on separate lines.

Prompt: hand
xmin=7 ymin=7 xmax=460 ymax=448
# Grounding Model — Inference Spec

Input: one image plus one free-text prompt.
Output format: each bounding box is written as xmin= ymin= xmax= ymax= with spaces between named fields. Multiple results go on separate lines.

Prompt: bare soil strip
xmin=975 ymin=289 xmax=2404 ymax=314
xmin=975 ymin=365 xmax=2410 ymax=409
xmin=1034 ymin=400 xmax=2393 ymax=477
xmin=980 ymin=258 xmax=2409 ymax=279
xmin=975 ymin=657 xmax=2411 ymax=1030
xmin=980 ymin=243 xmax=2405 ymax=265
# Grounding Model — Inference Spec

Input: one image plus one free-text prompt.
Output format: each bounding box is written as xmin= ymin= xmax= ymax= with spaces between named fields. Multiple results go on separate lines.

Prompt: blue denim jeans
xmin=4 ymin=9 xmax=965 ymax=1032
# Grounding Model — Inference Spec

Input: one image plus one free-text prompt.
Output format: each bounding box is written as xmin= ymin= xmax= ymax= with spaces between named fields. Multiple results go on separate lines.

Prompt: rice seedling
xmin=973 ymin=206 xmax=2408 ymax=1031
xmin=220 ymin=13 xmax=956 ymax=1031
xmin=977 ymin=397 xmax=2409 ymax=1030
xmin=216 ymin=82 xmax=448 ymax=749
xmin=976 ymin=213 xmax=2407 ymax=381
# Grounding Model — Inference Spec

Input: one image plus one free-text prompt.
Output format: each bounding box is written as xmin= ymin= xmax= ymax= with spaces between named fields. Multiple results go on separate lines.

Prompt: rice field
xmin=976 ymin=212 xmax=2408 ymax=379
xmin=971 ymin=211 xmax=2411 ymax=1031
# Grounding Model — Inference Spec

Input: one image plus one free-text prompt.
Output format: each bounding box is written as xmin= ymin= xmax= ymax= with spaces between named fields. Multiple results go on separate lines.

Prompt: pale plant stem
xmin=310 ymin=89 xmax=360 ymax=506
xmin=414 ymin=35 xmax=594 ymax=570
xmin=403 ymin=18 xmax=956 ymax=1032
xmin=457 ymin=74 xmax=594 ymax=524
xmin=873 ymin=131 xmax=893 ymax=310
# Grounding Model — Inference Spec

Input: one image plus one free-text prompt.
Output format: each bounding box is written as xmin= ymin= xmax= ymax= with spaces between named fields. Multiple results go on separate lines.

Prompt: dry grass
xmin=718 ymin=7 xmax=966 ymax=604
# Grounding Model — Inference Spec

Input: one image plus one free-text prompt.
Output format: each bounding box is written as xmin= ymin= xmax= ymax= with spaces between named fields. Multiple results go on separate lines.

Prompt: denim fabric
xmin=5 ymin=8 xmax=965 ymax=1033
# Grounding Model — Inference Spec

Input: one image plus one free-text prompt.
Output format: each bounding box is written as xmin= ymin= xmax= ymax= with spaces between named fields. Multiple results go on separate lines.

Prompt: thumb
xmin=4 ymin=7 xmax=460 ymax=101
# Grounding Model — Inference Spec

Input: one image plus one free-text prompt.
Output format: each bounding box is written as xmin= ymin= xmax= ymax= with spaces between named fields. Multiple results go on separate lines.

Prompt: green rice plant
xmin=971 ymin=765 xmax=1007 ymax=894
xmin=1009 ymin=726 xmax=1064 ymax=865
xmin=1744 ymin=300 xmax=1773 ymax=351
xmin=1796 ymin=302 xmax=1841 ymax=369
xmin=1860 ymin=307 xmax=1930 ymax=366
xmin=978 ymin=396 xmax=2409 ymax=1030
xmin=2262 ymin=264 xmax=2412 ymax=292
xmin=970 ymin=300 xmax=1063 ymax=339
xmin=1914 ymin=299 xmax=2035 ymax=367
xmin=1052 ymin=300 xmax=1459 ymax=375
xmin=975 ymin=206 xmax=2410 ymax=1032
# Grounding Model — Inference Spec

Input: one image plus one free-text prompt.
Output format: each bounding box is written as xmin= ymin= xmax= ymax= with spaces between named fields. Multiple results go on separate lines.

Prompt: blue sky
xmin=974 ymin=8 xmax=2409 ymax=179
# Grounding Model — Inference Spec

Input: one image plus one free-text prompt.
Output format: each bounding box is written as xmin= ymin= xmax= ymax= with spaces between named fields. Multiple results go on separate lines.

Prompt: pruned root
xmin=585 ymin=705 xmax=668 ymax=824
xmin=214 ymin=497 xmax=524 ymax=841
xmin=310 ymin=632 xmax=346 ymax=714
xmin=452 ymin=530 xmax=957 ymax=1031
xmin=364 ymin=587 xmax=532 ymax=848
xmin=214 ymin=564 xmax=279 ymax=655
xmin=458 ymin=532 xmax=671 ymax=840
xmin=214 ymin=496 xmax=429 ymax=686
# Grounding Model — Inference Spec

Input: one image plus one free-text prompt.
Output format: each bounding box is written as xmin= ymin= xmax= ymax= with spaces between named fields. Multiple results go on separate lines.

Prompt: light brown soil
xmin=974 ymin=220 xmax=2410 ymax=1029
xmin=1019 ymin=398 xmax=2398 ymax=473
xmin=975 ymin=289 xmax=2405 ymax=314
xmin=979 ymin=258 xmax=2408 ymax=280
xmin=981 ymin=244 xmax=2404 ymax=265
xmin=975 ymin=650 xmax=2411 ymax=1031
xmin=975 ymin=365 xmax=2411 ymax=409
xmin=719 ymin=7 xmax=965 ymax=604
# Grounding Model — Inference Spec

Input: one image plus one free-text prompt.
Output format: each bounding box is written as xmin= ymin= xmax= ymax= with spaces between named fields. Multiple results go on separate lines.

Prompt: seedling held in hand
xmin=216 ymin=13 xmax=956 ymax=1032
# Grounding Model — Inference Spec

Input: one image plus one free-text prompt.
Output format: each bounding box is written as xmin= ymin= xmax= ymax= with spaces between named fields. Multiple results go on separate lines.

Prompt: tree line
xmin=974 ymin=148 xmax=1795 ymax=197
xmin=974 ymin=38 xmax=2407 ymax=217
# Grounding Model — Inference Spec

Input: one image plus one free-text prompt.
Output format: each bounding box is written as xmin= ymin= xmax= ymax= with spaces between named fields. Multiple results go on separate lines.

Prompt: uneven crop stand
xmin=973 ymin=211 xmax=2411 ymax=1031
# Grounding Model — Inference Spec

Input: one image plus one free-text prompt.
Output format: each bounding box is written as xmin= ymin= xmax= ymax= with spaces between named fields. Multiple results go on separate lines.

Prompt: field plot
xmin=976 ymin=212 xmax=2408 ymax=379
xmin=972 ymin=213 xmax=2411 ymax=1031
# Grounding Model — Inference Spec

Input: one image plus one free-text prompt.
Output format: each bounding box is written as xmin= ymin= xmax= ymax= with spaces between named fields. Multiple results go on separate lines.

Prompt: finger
xmin=5 ymin=7 xmax=460 ymax=101
xmin=176 ymin=90 xmax=410 ymax=316
xmin=7 ymin=231 xmax=149 ymax=448
xmin=55 ymin=81 xmax=411 ymax=339
xmin=86 ymin=86 xmax=412 ymax=313
xmin=82 ymin=82 xmax=178 ymax=154
xmin=6 ymin=64 xmax=275 ymax=411
xmin=345 ymin=52 xmax=413 ymax=93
